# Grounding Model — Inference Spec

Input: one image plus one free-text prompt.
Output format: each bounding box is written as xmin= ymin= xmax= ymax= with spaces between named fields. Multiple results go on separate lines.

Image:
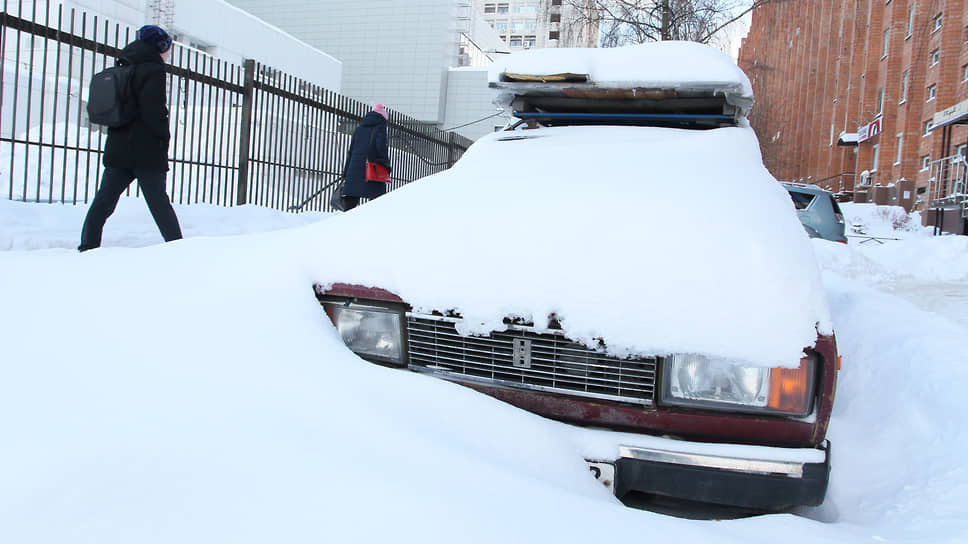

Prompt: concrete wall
xmin=228 ymin=0 xmax=461 ymax=123
xmin=442 ymin=67 xmax=511 ymax=140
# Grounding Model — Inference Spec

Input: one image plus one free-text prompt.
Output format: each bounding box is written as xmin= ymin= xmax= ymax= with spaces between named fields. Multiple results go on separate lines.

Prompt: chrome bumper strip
xmin=411 ymin=365 xmax=655 ymax=406
xmin=618 ymin=445 xmax=808 ymax=477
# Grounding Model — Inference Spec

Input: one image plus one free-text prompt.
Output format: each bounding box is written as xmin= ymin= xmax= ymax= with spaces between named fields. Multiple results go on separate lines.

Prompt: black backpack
xmin=87 ymin=62 xmax=137 ymax=127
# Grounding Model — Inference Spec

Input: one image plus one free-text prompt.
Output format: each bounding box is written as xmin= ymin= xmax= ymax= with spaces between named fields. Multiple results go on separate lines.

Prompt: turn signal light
xmin=767 ymin=356 xmax=813 ymax=415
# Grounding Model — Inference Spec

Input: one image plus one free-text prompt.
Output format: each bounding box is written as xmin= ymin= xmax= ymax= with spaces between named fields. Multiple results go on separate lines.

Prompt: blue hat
xmin=136 ymin=25 xmax=172 ymax=53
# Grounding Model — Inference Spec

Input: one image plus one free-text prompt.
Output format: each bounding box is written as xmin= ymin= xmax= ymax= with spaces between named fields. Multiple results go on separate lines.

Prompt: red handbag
xmin=365 ymin=161 xmax=391 ymax=183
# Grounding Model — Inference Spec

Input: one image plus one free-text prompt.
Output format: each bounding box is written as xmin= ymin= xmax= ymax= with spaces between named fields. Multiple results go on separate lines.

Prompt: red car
xmin=315 ymin=42 xmax=838 ymax=514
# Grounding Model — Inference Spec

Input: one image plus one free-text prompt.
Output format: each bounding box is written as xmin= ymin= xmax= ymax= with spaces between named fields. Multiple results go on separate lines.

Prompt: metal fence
xmin=926 ymin=153 xmax=968 ymax=208
xmin=1 ymin=0 xmax=473 ymax=212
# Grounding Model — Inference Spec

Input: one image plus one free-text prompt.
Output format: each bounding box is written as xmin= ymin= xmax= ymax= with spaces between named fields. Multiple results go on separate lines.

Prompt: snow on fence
xmin=0 ymin=0 xmax=473 ymax=212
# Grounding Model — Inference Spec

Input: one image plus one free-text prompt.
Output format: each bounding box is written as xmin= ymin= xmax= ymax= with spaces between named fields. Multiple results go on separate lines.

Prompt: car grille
xmin=406 ymin=313 xmax=656 ymax=406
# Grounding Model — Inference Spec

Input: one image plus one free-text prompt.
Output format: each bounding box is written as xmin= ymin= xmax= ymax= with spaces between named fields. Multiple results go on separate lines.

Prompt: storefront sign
xmin=932 ymin=99 xmax=968 ymax=129
xmin=858 ymin=116 xmax=882 ymax=143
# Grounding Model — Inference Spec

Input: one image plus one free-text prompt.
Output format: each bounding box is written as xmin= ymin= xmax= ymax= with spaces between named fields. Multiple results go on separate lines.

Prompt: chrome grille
xmin=407 ymin=314 xmax=656 ymax=405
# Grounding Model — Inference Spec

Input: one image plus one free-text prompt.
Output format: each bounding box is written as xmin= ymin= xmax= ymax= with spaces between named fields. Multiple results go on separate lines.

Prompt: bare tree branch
xmin=559 ymin=0 xmax=780 ymax=47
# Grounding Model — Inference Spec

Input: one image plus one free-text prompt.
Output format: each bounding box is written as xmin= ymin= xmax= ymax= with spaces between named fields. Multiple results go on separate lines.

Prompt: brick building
xmin=737 ymin=0 xmax=968 ymax=233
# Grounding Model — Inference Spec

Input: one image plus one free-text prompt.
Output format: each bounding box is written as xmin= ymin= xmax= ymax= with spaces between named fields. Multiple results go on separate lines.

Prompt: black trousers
xmin=79 ymin=167 xmax=182 ymax=251
xmin=340 ymin=196 xmax=361 ymax=211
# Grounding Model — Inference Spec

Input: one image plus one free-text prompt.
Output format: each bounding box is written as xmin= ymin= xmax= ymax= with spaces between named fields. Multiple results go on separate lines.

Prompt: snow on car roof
xmin=310 ymin=124 xmax=832 ymax=368
xmin=488 ymin=41 xmax=754 ymax=114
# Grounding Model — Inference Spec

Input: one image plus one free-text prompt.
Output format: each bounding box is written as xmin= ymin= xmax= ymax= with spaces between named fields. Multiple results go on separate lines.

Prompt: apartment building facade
xmin=737 ymin=0 xmax=968 ymax=233
xmin=474 ymin=0 xmax=599 ymax=50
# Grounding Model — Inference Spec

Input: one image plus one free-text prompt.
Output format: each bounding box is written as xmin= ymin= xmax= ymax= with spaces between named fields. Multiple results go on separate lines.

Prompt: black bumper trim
xmin=613 ymin=443 xmax=830 ymax=511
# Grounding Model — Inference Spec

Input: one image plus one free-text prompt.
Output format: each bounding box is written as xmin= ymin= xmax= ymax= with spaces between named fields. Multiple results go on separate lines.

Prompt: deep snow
xmin=307 ymin=125 xmax=832 ymax=368
xmin=1 ymin=196 xmax=966 ymax=543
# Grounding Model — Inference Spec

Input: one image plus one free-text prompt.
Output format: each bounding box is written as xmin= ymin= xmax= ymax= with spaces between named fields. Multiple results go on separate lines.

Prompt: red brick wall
xmin=738 ymin=0 xmax=968 ymax=209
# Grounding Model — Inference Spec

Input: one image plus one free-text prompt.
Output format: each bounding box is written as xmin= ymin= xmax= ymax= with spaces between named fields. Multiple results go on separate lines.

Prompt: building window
xmin=927 ymin=84 xmax=937 ymax=101
xmin=872 ymin=144 xmax=880 ymax=172
xmin=551 ymin=0 xmax=562 ymax=5
xmin=484 ymin=3 xmax=496 ymax=14
xmin=877 ymin=87 xmax=884 ymax=114
xmin=511 ymin=20 xmax=524 ymax=32
xmin=932 ymin=13 xmax=942 ymax=33
xmin=524 ymin=35 xmax=536 ymax=48
xmin=895 ymin=134 xmax=903 ymax=165
xmin=906 ymin=6 xmax=915 ymax=38
xmin=958 ymin=144 xmax=968 ymax=161
xmin=509 ymin=35 xmax=522 ymax=47
xmin=497 ymin=3 xmax=509 ymax=14
xmin=495 ymin=21 xmax=508 ymax=32
xmin=548 ymin=30 xmax=559 ymax=40
xmin=525 ymin=20 xmax=537 ymax=32
xmin=882 ymin=29 xmax=889 ymax=57
xmin=921 ymin=155 xmax=931 ymax=170
xmin=963 ymin=64 xmax=968 ymax=82
xmin=900 ymin=70 xmax=909 ymax=103
xmin=923 ymin=120 xmax=934 ymax=135
xmin=929 ymin=49 xmax=940 ymax=66
xmin=550 ymin=13 xmax=561 ymax=23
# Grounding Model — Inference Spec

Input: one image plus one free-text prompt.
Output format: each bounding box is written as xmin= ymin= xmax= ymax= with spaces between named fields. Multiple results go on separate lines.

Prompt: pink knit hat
xmin=372 ymin=103 xmax=388 ymax=119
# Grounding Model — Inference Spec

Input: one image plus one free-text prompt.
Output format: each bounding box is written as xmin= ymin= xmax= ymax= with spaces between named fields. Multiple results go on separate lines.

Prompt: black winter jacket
xmin=341 ymin=111 xmax=392 ymax=199
xmin=102 ymin=40 xmax=170 ymax=171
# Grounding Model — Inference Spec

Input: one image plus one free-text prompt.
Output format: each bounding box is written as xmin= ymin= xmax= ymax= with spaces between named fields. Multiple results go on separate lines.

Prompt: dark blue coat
xmin=341 ymin=111 xmax=392 ymax=199
xmin=103 ymin=40 xmax=170 ymax=171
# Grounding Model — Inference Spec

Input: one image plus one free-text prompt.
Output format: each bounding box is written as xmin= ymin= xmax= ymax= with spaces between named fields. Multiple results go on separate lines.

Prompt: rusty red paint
xmin=316 ymin=283 xmax=405 ymax=303
xmin=810 ymin=333 xmax=839 ymax=444
xmin=460 ymin=382 xmax=825 ymax=447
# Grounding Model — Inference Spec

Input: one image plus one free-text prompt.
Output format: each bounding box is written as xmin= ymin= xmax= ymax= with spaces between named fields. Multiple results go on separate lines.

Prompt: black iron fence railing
xmin=1 ymin=0 xmax=473 ymax=212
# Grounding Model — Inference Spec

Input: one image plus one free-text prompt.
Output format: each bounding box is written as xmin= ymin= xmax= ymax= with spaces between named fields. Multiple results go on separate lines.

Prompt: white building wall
xmin=227 ymin=0 xmax=464 ymax=124
xmin=174 ymin=1 xmax=341 ymax=91
xmin=53 ymin=0 xmax=341 ymax=91
xmin=442 ymin=67 xmax=512 ymax=140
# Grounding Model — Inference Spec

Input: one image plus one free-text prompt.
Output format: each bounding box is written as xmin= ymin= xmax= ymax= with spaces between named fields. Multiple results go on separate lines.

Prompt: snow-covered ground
xmin=1 ymin=197 xmax=966 ymax=543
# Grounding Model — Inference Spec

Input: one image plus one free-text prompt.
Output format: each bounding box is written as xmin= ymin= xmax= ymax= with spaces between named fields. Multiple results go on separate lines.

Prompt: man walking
xmin=79 ymin=25 xmax=181 ymax=251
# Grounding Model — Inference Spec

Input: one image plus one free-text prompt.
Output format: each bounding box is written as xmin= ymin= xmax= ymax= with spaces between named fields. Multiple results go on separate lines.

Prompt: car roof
xmin=781 ymin=182 xmax=832 ymax=196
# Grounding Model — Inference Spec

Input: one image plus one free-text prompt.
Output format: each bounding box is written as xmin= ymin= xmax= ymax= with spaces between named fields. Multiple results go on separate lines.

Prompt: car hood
xmin=308 ymin=125 xmax=832 ymax=368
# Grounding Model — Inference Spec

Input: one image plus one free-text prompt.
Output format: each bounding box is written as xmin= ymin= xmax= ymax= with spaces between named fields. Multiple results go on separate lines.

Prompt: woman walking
xmin=339 ymin=103 xmax=392 ymax=211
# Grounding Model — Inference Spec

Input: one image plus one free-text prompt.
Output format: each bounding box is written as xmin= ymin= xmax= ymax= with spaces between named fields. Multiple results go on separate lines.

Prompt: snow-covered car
xmin=782 ymin=182 xmax=848 ymax=243
xmin=314 ymin=43 xmax=839 ymax=514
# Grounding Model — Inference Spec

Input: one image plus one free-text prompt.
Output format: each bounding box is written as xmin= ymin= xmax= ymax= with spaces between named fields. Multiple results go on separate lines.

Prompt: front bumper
xmin=599 ymin=441 xmax=830 ymax=510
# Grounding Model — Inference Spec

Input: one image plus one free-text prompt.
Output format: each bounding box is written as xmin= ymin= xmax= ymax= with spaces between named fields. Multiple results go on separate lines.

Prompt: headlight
xmin=324 ymin=302 xmax=404 ymax=365
xmin=661 ymin=353 xmax=816 ymax=417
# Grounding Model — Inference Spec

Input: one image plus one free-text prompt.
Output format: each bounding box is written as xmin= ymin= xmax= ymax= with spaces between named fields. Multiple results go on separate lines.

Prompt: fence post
xmin=236 ymin=59 xmax=256 ymax=205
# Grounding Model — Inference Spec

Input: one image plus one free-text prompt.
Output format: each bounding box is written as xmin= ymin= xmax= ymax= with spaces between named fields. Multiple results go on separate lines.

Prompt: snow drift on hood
xmin=308 ymin=125 xmax=832 ymax=368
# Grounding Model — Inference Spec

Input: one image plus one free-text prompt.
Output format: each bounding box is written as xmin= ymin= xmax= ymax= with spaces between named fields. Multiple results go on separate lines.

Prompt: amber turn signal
xmin=767 ymin=356 xmax=814 ymax=415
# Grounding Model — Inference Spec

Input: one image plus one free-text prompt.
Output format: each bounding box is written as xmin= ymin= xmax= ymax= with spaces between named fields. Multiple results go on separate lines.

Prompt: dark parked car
xmin=782 ymin=182 xmax=848 ymax=243
xmin=314 ymin=43 xmax=839 ymax=516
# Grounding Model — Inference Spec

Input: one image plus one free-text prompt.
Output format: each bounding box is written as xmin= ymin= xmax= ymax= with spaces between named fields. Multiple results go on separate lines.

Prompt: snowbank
xmin=1 ymin=200 xmax=966 ymax=543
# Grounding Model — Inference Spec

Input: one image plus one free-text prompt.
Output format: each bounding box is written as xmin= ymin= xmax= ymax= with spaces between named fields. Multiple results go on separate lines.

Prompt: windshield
xmin=787 ymin=190 xmax=815 ymax=210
